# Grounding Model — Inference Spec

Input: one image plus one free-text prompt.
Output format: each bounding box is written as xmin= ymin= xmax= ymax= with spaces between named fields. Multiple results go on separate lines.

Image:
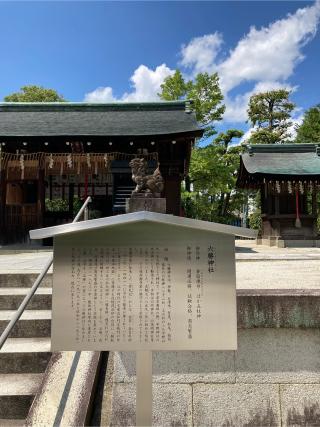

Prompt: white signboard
xmin=51 ymin=221 xmax=237 ymax=351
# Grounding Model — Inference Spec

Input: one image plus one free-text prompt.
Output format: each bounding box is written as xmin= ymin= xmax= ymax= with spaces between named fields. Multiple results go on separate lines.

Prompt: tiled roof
xmin=0 ymin=101 xmax=203 ymax=138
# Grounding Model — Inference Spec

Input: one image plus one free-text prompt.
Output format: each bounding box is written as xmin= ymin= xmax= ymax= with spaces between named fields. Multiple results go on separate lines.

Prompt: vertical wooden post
xmin=163 ymin=175 xmax=181 ymax=215
xmin=312 ymin=188 xmax=318 ymax=237
xmin=0 ymin=170 xmax=6 ymax=244
xmin=136 ymin=350 xmax=152 ymax=427
xmin=312 ymin=189 xmax=317 ymax=216
xmin=69 ymin=183 xmax=74 ymax=218
xmin=274 ymin=194 xmax=280 ymax=215
xmin=38 ymin=169 xmax=45 ymax=227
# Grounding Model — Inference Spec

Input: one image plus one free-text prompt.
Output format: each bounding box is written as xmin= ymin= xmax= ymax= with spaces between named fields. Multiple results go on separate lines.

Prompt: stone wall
xmin=100 ymin=290 xmax=320 ymax=427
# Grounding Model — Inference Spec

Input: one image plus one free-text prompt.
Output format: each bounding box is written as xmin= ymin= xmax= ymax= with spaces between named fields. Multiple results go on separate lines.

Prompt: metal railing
xmin=0 ymin=196 xmax=92 ymax=350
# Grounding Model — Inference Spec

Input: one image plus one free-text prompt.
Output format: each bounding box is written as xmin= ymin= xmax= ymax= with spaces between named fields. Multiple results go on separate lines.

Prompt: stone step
xmin=0 ymin=274 xmax=52 ymax=288
xmin=0 ymin=311 xmax=51 ymax=338
xmin=0 ymin=418 xmax=25 ymax=426
xmin=0 ymin=373 xmax=43 ymax=419
xmin=0 ymin=338 xmax=51 ymax=374
xmin=0 ymin=288 xmax=52 ymax=310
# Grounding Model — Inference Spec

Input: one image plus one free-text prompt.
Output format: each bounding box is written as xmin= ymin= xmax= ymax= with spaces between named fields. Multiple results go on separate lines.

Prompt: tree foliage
xmin=159 ymin=70 xmax=191 ymax=101
xmin=295 ymin=104 xmax=320 ymax=143
xmin=159 ymin=70 xmax=225 ymax=137
xmin=4 ymin=85 xmax=65 ymax=102
xmin=183 ymin=130 xmax=245 ymax=223
xmin=159 ymin=69 xmax=245 ymax=223
xmin=247 ymin=89 xmax=295 ymax=144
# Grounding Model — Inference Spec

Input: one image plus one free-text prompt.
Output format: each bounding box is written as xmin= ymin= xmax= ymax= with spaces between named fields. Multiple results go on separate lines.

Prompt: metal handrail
xmin=0 ymin=196 xmax=92 ymax=350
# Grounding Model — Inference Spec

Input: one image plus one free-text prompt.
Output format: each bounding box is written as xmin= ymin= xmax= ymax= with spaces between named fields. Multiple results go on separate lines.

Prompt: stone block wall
xmin=100 ymin=290 xmax=320 ymax=427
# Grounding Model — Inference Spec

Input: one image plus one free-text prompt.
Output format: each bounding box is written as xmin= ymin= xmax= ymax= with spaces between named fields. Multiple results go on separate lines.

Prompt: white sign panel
xmin=51 ymin=222 xmax=237 ymax=351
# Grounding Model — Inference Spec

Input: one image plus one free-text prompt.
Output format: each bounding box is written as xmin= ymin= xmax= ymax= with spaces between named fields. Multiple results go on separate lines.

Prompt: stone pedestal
xmin=126 ymin=195 xmax=166 ymax=214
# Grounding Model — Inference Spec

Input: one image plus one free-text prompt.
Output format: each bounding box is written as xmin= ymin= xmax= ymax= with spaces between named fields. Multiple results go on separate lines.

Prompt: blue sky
xmin=1 ymin=1 xmax=320 ymax=138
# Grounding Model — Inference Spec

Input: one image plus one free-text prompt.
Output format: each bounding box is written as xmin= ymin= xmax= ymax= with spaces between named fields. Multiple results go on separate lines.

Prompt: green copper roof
xmin=0 ymin=101 xmax=202 ymax=137
xmin=237 ymin=144 xmax=320 ymax=186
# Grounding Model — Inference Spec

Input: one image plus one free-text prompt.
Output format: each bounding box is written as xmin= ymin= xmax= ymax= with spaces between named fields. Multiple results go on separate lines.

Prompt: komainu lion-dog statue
xmin=129 ymin=158 xmax=164 ymax=196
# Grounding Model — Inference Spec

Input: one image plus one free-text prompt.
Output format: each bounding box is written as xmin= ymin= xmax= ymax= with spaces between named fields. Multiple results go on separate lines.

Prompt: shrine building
xmin=0 ymin=101 xmax=203 ymax=244
xmin=237 ymin=143 xmax=320 ymax=247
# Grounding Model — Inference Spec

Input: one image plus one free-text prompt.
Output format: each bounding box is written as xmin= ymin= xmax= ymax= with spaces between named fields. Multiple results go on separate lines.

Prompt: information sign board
xmin=51 ymin=221 xmax=237 ymax=351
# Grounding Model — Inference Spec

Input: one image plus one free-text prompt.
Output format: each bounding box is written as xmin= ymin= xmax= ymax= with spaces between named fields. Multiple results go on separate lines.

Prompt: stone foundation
xmin=257 ymin=237 xmax=320 ymax=248
xmin=125 ymin=197 xmax=166 ymax=214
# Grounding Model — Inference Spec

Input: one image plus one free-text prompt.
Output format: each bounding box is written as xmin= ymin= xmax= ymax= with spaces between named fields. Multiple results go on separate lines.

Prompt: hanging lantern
xmin=275 ymin=180 xmax=281 ymax=194
xmin=288 ymin=181 xmax=292 ymax=194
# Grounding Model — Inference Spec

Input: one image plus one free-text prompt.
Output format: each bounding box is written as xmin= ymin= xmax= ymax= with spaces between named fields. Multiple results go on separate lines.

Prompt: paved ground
xmin=0 ymin=241 xmax=319 ymax=289
xmin=236 ymin=240 xmax=320 ymax=260
xmin=0 ymin=252 xmax=53 ymax=274
xmin=236 ymin=240 xmax=320 ymax=289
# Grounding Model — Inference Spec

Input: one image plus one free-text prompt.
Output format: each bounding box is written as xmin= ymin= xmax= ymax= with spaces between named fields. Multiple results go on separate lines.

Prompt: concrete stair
xmin=0 ymin=288 xmax=52 ymax=310
xmin=113 ymin=184 xmax=135 ymax=213
xmin=0 ymin=273 xmax=53 ymax=423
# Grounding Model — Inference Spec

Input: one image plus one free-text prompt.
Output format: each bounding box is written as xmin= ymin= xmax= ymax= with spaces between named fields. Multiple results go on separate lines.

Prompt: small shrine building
xmin=237 ymin=144 xmax=320 ymax=247
xmin=0 ymin=101 xmax=203 ymax=244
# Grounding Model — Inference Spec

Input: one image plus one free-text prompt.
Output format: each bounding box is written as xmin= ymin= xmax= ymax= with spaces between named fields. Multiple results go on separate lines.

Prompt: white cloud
xmin=122 ymin=64 xmax=174 ymax=102
xmin=177 ymin=1 xmax=320 ymax=122
xmin=83 ymin=86 xmax=115 ymax=103
xmin=83 ymin=1 xmax=320 ymax=126
xmin=218 ymin=1 xmax=320 ymax=93
xmin=84 ymin=64 xmax=173 ymax=103
xmin=221 ymin=1 xmax=320 ymax=121
xmin=180 ymin=33 xmax=223 ymax=75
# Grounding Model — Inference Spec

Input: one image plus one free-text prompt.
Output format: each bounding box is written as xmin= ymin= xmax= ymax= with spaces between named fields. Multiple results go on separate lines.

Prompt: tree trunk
xmin=221 ymin=192 xmax=231 ymax=216
xmin=185 ymin=175 xmax=191 ymax=192
xmin=218 ymin=192 xmax=225 ymax=217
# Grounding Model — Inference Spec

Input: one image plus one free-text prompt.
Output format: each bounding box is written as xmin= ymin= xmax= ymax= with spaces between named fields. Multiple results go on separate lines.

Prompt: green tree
xmin=159 ymin=70 xmax=225 ymax=137
xmin=184 ymin=130 xmax=245 ymax=222
xmin=295 ymin=105 xmax=320 ymax=143
xmin=160 ymin=69 xmax=245 ymax=223
xmin=4 ymin=85 xmax=65 ymax=102
xmin=159 ymin=70 xmax=191 ymax=101
xmin=214 ymin=129 xmax=244 ymax=152
xmin=247 ymin=89 xmax=295 ymax=144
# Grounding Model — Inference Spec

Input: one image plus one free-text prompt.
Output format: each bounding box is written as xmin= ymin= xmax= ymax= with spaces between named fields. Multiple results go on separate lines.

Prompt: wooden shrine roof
xmin=0 ymin=101 xmax=203 ymax=138
xmin=237 ymin=144 xmax=320 ymax=188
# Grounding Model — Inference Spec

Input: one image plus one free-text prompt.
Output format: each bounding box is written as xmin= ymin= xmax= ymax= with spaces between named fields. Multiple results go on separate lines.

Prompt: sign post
xmin=136 ymin=350 xmax=153 ymax=427
xmin=30 ymin=211 xmax=256 ymax=426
